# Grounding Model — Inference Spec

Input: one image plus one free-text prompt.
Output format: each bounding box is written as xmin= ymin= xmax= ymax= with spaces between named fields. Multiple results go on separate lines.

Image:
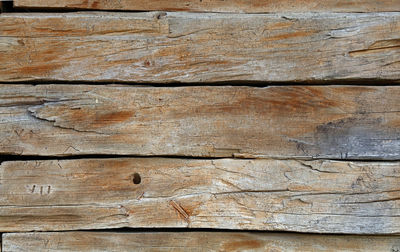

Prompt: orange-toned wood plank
xmin=1 ymin=85 xmax=399 ymax=159
xmin=1 ymin=12 xmax=399 ymax=83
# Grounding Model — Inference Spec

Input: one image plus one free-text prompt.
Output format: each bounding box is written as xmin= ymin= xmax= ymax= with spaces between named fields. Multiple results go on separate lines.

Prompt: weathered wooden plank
xmin=1 ymin=12 xmax=399 ymax=83
xmin=13 ymin=0 xmax=400 ymax=13
xmin=1 ymin=85 xmax=399 ymax=159
xmin=3 ymin=232 xmax=400 ymax=252
xmin=0 ymin=158 xmax=399 ymax=233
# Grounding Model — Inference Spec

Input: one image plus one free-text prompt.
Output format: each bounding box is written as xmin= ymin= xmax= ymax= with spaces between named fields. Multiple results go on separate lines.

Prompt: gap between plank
xmin=1 ymin=154 xmax=400 ymax=165
xmin=1 ymin=79 xmax=400 ymax=87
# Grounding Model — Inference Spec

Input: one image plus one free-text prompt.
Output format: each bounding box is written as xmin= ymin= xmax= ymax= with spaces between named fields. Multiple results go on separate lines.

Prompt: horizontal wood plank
xmin=1 ymin=85 xmax=400 ymax=159
xmin=13 ymin=0 xmax=400 ymax=13
xmin=0 ymin=158 xmax=399 ymax=233
xmin=1 ymin=12 xmax=399 ymax=83
xmin=3 ymin=232 xmax=400 ymax=252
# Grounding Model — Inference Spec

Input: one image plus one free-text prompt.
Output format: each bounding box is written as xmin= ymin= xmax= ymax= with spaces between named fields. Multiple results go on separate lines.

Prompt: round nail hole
xmin=132 ymin=173 xmax=141 ymax=184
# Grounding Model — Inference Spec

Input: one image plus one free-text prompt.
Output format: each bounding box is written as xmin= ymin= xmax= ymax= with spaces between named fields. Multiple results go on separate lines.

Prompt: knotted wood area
xmin=0 ymin=0 xmax=399 ymax=251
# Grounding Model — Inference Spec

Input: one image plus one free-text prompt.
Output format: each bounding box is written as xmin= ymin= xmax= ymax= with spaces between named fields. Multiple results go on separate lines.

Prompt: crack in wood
xmin=349 ymin=39 xmax=400 ymax=57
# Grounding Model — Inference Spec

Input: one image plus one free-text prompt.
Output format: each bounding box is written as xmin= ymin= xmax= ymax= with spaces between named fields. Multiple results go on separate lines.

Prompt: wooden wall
xmin=1 ymin=0 xmax=399 ymax=251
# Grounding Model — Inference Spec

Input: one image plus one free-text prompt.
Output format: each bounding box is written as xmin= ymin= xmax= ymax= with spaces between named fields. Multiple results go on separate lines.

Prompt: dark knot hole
xmin=132 ymin=173 xmax=141 ymax=184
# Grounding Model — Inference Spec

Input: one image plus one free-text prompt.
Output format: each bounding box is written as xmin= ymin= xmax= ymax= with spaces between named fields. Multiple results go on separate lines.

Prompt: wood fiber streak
xmin=0 ymin=158 xmax=399 ymax=233
xmin=3 ymin=232 xmax=400 ymax=252
xmin=0 ymin=85 xmax=399 ymax=159
xmin=13 ymin=0 xmax=400 ymax=13
xmin=0 ymin=12 xmax=399 ymax=82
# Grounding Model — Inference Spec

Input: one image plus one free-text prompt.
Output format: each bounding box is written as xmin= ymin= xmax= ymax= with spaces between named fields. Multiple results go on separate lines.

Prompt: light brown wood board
xmin=3 ymin=231 xmax=400 ymax=252
xmin=0 ymin=158 xmax=399 ymax=233
xmin=1 ymin=12 xmax=399 ymax=83
xmin=0 ymin=85 xmax=399 ymax=159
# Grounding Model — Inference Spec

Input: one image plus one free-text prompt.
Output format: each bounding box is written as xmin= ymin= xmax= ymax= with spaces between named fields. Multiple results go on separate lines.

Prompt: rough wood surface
xmin=13 ymin=0 xmax=400 ymax=13
xmin=3 ymin=232 xmax=400 ymax=252
xmin=1 ymin=85 xmax=400 ymax=159
xmin=0 ymin=158 xmax=399 ymax=233
xmin=1 ymin=12 xmax=399 ymax=83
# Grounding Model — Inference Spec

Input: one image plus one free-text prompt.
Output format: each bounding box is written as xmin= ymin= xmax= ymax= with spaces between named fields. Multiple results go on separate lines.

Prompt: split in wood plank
xmin=1 ymin=12 xmax=399 ymax=83
xmin=1 ymin=85 xmax=399 ymax=159
xmin=13 ymin=0 xmax=400 ymax=13
xmin=0 ymin=158 xmax=399 ymax=233
xmin=3 ymin=231 xmax=400 ymax=252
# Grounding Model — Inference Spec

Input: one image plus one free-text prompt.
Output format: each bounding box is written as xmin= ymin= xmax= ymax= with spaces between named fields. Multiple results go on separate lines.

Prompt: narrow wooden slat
xmin=13 ymin=0 xmax=400 ymax=13
xmin=1 ymin=85 xmax=399 ymax=159
xmin=1 ymin=12 xmax=399 ymax=83
xmin=0 ymin=158 xmax=399 ymax=233
xmin=3 ymin=232 xmax=400 ymax=252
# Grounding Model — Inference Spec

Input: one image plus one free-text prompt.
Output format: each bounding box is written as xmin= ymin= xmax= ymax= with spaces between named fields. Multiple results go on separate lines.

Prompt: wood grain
xmin=13 ymin=0 xmax=400 ymax=13
xmin=0 ymin=158 xmax=399 ymax=233
xmin=1 ymin=85 xmax=400 ymax=159
xmin=3 ymin=232 xmax=400 ymax=252
xmin=1 ymin=12 xmax=399 ymax=83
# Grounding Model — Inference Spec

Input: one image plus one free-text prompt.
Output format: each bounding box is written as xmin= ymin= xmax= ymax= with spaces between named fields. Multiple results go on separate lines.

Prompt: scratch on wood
xmin=63 ymin=145 xmax=80 ymax=153
xmin=137 ymin=192 xmax=144 ymax=200
xmin=169 ymin=200 xmax=190 ymax=223
xmin=119 ymin=205 xmax=133 ymax=217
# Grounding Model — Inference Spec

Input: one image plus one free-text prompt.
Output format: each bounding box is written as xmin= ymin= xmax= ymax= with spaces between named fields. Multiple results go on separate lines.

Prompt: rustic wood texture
xmin=1 ymin=12 xmax=399 ymax=83
xmin=13 ymin=0 xmax=400 ymax=13
xmin=0 ymin=158 xmax=399 ymax=233
xmin=1 ymin=85 xmax=400 ymax=159
xmin=3 ymin=232 xmax=400 ymax=252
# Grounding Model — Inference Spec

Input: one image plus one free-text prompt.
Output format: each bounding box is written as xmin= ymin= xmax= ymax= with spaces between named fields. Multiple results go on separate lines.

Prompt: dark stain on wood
xmin=93 ymin=111 xmax=134 ymax=127
xmin=14 ymin=63 xmax=62 ymax=78
xmin=222 ymin=239 xmax=263 ymax=251
xmin=314 ymin=116 xmax=400 ymax=159
xmin=31 ymin=105 xmax=134 ymax=130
